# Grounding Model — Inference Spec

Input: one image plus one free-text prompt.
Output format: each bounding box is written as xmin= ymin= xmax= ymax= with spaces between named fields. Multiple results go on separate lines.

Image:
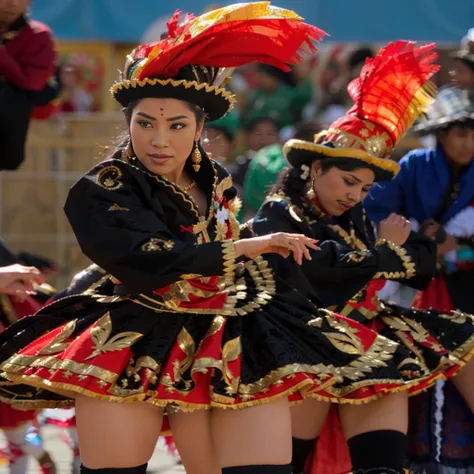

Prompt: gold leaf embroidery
xmin=440 ymin=310 xmax=468 ymax=324
xmin=381 ymin=315 xmax=410 ymax=332
xmin=375 ymin=238 xmax=416 ymax=279
xmin=215 ymin=221 xmax=228 ymax=241
xmin=346 ymin=250 xmax=370 ymax=263
xmin=85 ymin=312 xmax=143 ymax=360
xmin=141 ymin=238 xmax=175 ymax=251
xmin=125 ymin=356 xmax=161 ymax=378
xmin=227 ymin=212 xmax=241 ymax=241
xmin=215 ymin=176 xmax=233 ymax=200
xmin=403 ymin=317 xmax=429 ymax=344
xmin=323 ymin=311 xmax=365 ymax=355
xmin=90 ymin=312 xmax=112 ymax=348
xmin=208 ymin=316 xmax=226 ymax=337
xmin=222 ymin=336 xmax=242 ymax=394
xmin=308 ymin=316 xmax=323 ymax=328
xmin=325 ymin=332 xmax=364 ymax=355
xmin=227 ymin=196 xmax=242 ymax=215
xmin=329 ymin=224 xmax=367 ymax=251
xmin=223 ymin=337 xmax=241 ymax=363
xmin=38 ymin=320 xmax=77 ymax=355
xmin=108 ymin=203 xmax=130 ymax=211
xmin=173 ymin=327 xmax=196 ymax=383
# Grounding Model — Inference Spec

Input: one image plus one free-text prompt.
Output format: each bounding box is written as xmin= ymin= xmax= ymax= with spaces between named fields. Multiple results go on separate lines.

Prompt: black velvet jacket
xmin=64 ymin=156 xmax=241 ymax=297
xmin=253 ymin=191 xmax=437 ymax=321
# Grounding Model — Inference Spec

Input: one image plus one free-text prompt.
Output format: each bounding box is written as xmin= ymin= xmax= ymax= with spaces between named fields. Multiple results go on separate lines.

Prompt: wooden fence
xmin=0 ymin=114 xmax=125 ymax=288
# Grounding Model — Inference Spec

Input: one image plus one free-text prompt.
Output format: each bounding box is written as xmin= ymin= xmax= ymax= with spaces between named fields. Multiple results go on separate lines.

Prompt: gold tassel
xmin=192 ymin=141 xmax=202 ymax=172
xmin=122 ymin=141 xmax=136 ymax=162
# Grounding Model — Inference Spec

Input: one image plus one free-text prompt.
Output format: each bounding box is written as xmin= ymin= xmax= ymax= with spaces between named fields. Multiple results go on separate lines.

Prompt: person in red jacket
xmin=0 ymin=0 xmax=57 ymax=170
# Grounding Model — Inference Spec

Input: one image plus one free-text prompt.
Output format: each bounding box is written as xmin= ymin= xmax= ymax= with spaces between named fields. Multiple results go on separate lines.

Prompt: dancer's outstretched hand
xmin=235 ymin=233 xmax=320 ymax=265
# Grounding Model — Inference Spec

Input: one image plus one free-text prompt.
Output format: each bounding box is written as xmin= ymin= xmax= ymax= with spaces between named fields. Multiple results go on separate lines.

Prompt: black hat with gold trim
xmin=284 ymin=41 xmax=439 ymax=181
xmin=111 ymin=2 xmax=327 ymax=121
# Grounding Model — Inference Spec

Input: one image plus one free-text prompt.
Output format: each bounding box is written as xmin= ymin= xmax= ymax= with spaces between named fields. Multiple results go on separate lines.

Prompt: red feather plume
xmin=132 ymin=3 xmax=327 ymax=81
xmin=347 ymin=41 xmax=439 ymax=145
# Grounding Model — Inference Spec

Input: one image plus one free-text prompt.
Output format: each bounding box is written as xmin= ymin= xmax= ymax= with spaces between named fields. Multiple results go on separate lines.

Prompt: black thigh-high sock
xmin=291 ymin=437 xmax=318 ymax=474
xmin=347 ymin=430 xmax=407 ymax=474
xmin=222 ymin=465 xmax=292 ymax=474
xmin=80 ymin=464 xmax=147 ymax=474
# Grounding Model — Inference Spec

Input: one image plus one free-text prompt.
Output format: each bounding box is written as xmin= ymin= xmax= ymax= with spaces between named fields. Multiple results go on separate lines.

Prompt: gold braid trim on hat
xmin=110 ymin=77 xmax=236 ymax=107
xmin=283 ymin=138 xmax=400 ymax=175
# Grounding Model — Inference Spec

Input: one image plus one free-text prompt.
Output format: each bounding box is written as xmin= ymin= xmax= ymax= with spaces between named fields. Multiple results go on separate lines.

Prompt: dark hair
xmin=205 ymin=126 xmax=234 ymax=143
xmin=292 ymin=120 xmax=324 ymax=141
xmin=456 ymin=57 xmax=474 ymax=73
xmin=257 ymin=64 xmax=296 ymax=87
xmin=437 ymin=118 xmax=474 ymax=135
xmin=104 ymin=98 xmax=207 ymax=161
xmin=270 ymin=158 xmax=371 ymax=202
xmin=243 ymin=116 xmax=281 ymax=133
xmin=348 ymin=47 xmax=374 ymax=71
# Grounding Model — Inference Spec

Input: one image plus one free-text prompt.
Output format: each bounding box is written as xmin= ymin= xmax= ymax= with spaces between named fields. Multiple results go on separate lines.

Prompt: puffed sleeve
xmin=253 ymin=200 xmax=433 ymax=306
xmin=65 ymin=162 xmax=236 ymax=294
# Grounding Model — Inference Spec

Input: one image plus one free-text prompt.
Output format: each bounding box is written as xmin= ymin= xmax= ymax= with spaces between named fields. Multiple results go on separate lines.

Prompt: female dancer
xmin=0 ymin=4 xmax=408 ymax=474
xmin=253 ymin=42 xmax=474 ymax=474
xmin=366 ymin=85 xmax=474 ymax=473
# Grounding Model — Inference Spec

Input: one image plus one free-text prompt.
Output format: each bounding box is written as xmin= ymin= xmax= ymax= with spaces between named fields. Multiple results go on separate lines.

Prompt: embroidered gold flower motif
xmin=163 ymin=240 xmax=175 ymax=250
xmin=141 ymin=238 xmax=175 ymax=251
xmin=364 ymin=133 xmax=389 ymax=156
xmin=97 ymin=165 xmax=123 ymax=191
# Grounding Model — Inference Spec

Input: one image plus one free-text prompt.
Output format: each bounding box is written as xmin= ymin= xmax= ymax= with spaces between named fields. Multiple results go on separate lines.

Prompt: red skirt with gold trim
xmin=0 ymin=262 xmax=448 ymax=413
xmin=308 ymin=284 xmax=474 ymax=474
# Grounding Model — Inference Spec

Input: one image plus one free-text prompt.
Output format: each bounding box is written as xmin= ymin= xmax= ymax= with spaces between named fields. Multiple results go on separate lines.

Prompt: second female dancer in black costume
xmin=253 ymin=42 xmax=474 ymax=474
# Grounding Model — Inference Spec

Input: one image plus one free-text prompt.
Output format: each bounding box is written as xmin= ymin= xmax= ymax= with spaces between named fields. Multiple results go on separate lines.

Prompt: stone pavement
xmin=0 ymin=426 xmax=185 ymax=474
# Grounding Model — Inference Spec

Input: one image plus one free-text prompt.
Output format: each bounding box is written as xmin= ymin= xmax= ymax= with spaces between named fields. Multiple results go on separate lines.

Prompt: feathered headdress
xmin=111 ymin=2 xmax=326 ymax=121
xmin=284 ymin=41 xmax=440 ymax=180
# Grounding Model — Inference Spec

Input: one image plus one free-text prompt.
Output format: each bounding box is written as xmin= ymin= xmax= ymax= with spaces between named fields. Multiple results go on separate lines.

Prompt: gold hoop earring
xmin=192 ymin=141 xmax=202 ymax=172
xmin=306 ymin=178 xmax=316 ymax=200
